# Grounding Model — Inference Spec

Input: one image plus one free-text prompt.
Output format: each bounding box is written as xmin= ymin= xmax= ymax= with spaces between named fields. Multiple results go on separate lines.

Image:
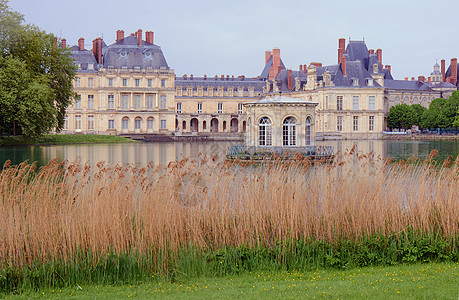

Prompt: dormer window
xmin=119 ymin=50 xmax=127 ymax=58
xmin=366 ymin=78 xmax=374 ymax=86
xmin=351 ymin=78 xmax=359 ymax=86
xmin=373 ymin=63 xmax=378 ymax=74
xmin=88 ymin=64 xmax=94 ymax=70
xmin=144 ymin=50 xmax=152 ymax=59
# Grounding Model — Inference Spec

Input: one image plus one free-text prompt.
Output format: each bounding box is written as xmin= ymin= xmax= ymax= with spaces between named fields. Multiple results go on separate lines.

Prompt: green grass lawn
xmin=0 ymin=134 xmax=135 ymax=146
xmin=5 ymin=262 xmax=458 ymax=299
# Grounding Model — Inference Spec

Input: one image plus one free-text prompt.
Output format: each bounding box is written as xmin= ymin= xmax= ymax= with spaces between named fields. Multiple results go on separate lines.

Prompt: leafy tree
xmin=0 ymin=0 xmax=77 ymax=138
xmin=386 ymin=103 xmax=414 ymax=130
xmin=410 ymin=104 xmax=427 ymax=127
xmin=420 ymin=98 xmax=449 ymax=129
xmin=443 ymin=91 xmax=459 ymax=127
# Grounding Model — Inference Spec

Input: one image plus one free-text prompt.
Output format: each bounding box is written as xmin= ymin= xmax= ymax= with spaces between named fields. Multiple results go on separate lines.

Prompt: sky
xmin=8 ymin=0 xmax=459 ymax=80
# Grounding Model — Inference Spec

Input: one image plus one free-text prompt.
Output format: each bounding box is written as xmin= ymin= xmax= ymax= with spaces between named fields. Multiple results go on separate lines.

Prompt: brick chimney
xmin=369 ymin=49 xmax=375 ymax=54
xmin=310 ymin=62 xmax=322 ymax=67
xmin=137 ymin=29 xmax=142 ymax=46
xmin=190 ymin=74 xmax=193 ymax=80
xmin=61 ymin=38 xmax=66 ymax=49
xmin=411 ymin=77 xmax=415 ymax=81
xmin=451 ymin=58 xmax=458 ymax=85
xmin=428 ymin=76 xmax=431 ymax=83
xmin=145 ymin=31 xmax=154 ymax=44
xmin=418 ymin=76 xmax=425 ymax=82
xmin=116 ymin=30 xmax=124 ymax=42
xmin=92 ymin=38 xmax=102 ymax=63
xmin=338 ymin=38 xmax=345 ymax=64
xmin=78 ymin=37 xmax=84 ymax=50
xmin=299 ymin=64 xmax=303 ymax=72
xmin=268 ymin=48 xmax=283 ymax=80
xmin=265 ymin=50 xmax=271 ymax=64
xmin=204 ymin=74 xmax=207 ymax=80
xmin=404 ymin=77 xmax=408 ymax=81
xmin=386 ymin=65 xmax=391 ymax=73
xmin=376 ymin=49 xmax=382 ymax=66
xmin=441 ymin=59 xmax=446 ymax=82
xmin=287 ymin=69 xmax=292 ymax=90
xmin=303 ymin=64 xmax=307 ymax=74
xmin=183 ymin=74 xmax=187 ymax=79
xmin=342 ymin=56 xmax=347 ymax=76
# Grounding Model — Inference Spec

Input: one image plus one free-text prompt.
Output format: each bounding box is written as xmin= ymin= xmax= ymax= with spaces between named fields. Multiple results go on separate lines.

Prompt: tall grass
xmin=0 ymin=148 xmax=458 ymax=293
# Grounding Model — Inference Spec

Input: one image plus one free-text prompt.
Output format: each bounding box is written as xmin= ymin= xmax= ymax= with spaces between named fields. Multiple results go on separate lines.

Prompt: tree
xmin=386 ymin=103 xmax=414 ymax=130
xmin=0 ymin=0 xmax=77 ymax=138
xmin=420 ymin=98 xmax=449 ymax=129
xmin=410 ymin=104 xmax=427 ymax=128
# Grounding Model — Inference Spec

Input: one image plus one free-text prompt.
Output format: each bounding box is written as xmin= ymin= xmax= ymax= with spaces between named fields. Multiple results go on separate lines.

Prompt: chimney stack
xmin=116 ymin=30 xmax=124 ymax=42
xmin=310 ymin=62 xmax=322 ymax=67
xmin=418 ymin=76 xmax=425 ymax=82
xmin=78 ymin=37 xmax=84 ymax=50
xmin=338 ymin=38 xmax=345 ymax=64
xmin=428 ymin=76 xmax=431 ymax=83
xmin=369 ymin=49 xmax=375 ymax=54
xmin=61 ymin=38 xmax=66 ymax=49
xmin=137 ymin=29 xmax=142 ymax=45
xmin=387 ymin=65 xmax=391 ymax=73
xmin=145 ymin=31 xmax=154 ymax=44
xmin=299 ymin=64 xmax=303 ymax=72
xmin=441 ymin=59 xmax=446 ymax=82
xmin=204 ymin=74 xmax=207 ymax=80
xmin=190 ymin=74 xmax=193 ymax=80
xmin=404 ymin=77 xmax=408 ymax=81
xmin=265 ymin=50 xmax=271 ymax=64
xmin=268 ymin=48 xmax=283 ymax=80
xmin=272 ymin=48 xmax=280 ymax=67
xmin=451 ymin=58 xmax=457 ymax=85
xmin=342 ymin=56 xmax=347 ymax=76
xmin=411 ymin=77 xmax=415 ymax=81
xmin=376 ymin=49 xmax=382 ymax=66
xmin=287 ymin=69 xmax=293 ymax=90
xmin=96 ymin=38 xmax=102 ymax=64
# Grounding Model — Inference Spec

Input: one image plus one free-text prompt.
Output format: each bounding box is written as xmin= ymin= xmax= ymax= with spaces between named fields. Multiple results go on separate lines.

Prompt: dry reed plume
xmin=0 ymin=149 xmax=458 ymax=272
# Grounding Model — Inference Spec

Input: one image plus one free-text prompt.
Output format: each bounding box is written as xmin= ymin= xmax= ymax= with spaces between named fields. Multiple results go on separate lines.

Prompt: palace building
xmin=63 ymin=30 xmax=457 ymax=141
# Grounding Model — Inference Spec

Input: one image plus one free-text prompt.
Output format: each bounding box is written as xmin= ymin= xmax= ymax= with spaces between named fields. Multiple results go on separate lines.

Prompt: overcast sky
xmin=8 ymin=0 xmax=459 ymax=79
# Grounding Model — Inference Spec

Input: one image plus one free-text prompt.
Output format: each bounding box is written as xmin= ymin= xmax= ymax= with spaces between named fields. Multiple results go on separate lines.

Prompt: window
xmin=122 ymin=117 xmax=129 ymax=130
xmin=88 ymin=115 xmax=94 ymax=130
xmin=218 ymin=103 xmax=223 ymax=114
xmin=161 ymin=79 xmax=166 ymax=87
xmin=108 ymin=119 xmax=114 ymax=129
xmin=122 ymin=78 xmax=128 ymax=87
xmin=160 ymin=95 xmax=166 ymax=109
xmin=238 ymin=103 xmax=243 ymax=114
xmin=147 ymin=118 xmax=153 ymax=130
xmin=283 ymin=117 xmax=296 ymax=146
xmin=108 ymin=78 xmax=114 ymax=87
xmin=177 ymin=102 xmax=182 ymax=114
xmin=238 ymin=89 xmax=243 ymax=97
xmin=197 ymin=102 xmax=202 ymax=114
xmin=75 ymin=77 xmax=80 ymax=87
xmin=258 ymin=117 xmax=272 ymax=146
xmin=108 ymin=95 xmax=114 ymax=109
xmin=337 ymin=96 xmax=343 ymax=111
xmin=249 ymin=89 xmax=254 ymax=97
xmin=135 ymin=118 xmax=141 ymax=130
xmin=147 ymin=95 xmax=154 ymax=109
xmin=353 ymin=96 xmax=359 ymax=110
xmin=353 ymin=116 xmax=358 ymax=131
xmin=63 ymin=116 xmax=68 ymax=130
xmin=305 ymin=117 xmax=311 ymax=146
xmin=369 ymin=116 xmax=374 ymax=131
xmin=75 ymin=96 xmax=81 ymax=109
xmin=88 ymin=95 xmax=94 ymax=109
xmin=135 ymin=79 xmax=140 ymax=87
xmin=75 ymin=115 xmax=81 ymax=130
xmin=160 ymin=119 xmax=167 ymax=129
xmin=134 ymin=94 xmax=141 ymax=109
xmin=218 ymin=88 xmax=223 ymax=97
xmin=351 ymin=78 xmax=359 ymax=86
xmin=88 ymin=78 xmax=93 ymax=87
xmin=337 ymin=116 xmax=343 ymax=131
xmin=148 ymin=79 xmax=152 ymax=87
xmin=369 ymin=96 xmax=375 ymax=110
xmin=122 ymin=94 xmax=129 ymax=109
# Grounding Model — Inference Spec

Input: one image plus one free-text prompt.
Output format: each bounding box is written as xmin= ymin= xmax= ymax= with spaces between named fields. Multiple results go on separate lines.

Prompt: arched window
xmin=122 ymin=117 xmax=129 ymax=131
xmin=283 ymin=117 xmax=296 ymax=146
xmin=258 ymin=117 xmax=272 ymax=146
xmin=305 ymin=117 xmax=312 ymax=146
xmin=135 ymin=117 xmax=142 ymax=130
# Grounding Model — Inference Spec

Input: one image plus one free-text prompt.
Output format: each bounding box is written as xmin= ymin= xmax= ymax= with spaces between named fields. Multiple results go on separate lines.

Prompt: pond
xmin=0 ymin=140 xmax=458 ymax=167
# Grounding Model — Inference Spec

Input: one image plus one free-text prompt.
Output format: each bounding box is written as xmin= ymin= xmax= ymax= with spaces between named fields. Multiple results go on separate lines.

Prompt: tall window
xmin=305 ymin=117 xmax=311 ymax=146
xmin=283 ymin=117 xmax=296 ymax=146
xmin=108 ymin=119 xmax=114 ymax=129
xmin=108 ymin=78 xmax=114 ymax=87
xmin=337 ymin=96 xmax=343 ymax=111
xmin=177 ymin=102 xmax=182 ymax=114
xmin=146 ymin=95 xmax=154 ymax=109
xmin=353 ymin=96 xmax=359 ymax=110
xmin=337 ymin=116 xmax=343 ymax=131
xmin=88 ymin=78 xmax=93 ymax=87
xmin=122 ymin=95 xmax=129 ymax=109
xmin=369 ymin=96 xmax=375 ymax=110
xmin=238 ymin=89 xmax=243 ymax=97
xmin=134 ymin=94 xmax=141 ymax=109
xmin=147 ymin=118 xmax=154 ymax=130
xmin=197 ymin=102 xmax=202 ymax=114
xmin=108 ymin=95 xmax=114 ymax=109
xmin=122 ymin=117 xmax=129 ymax=130
xmin=161 ymin=79 xmax=166 ymax=87
xmin=160 ymin=95 xmax=167 ymax=109
xmin=75 ymin=115 xmax=81 ymax=130
xmin=160 ymin=119 xmax=167 ymax=129
xmin=135 ymin=118 xmax=141 ymax=130
xmin=75 ymin=77 xmax=80 ymax=87
xmin=88 ymin=115 xmax=94 ymax=130
xmin=369 ymin=116 xmax=374 ymax=131
xmin=238 ymin=103 xmax=243 ymax=114
xmin=63 ymin=116 xmax=68 ymax=130
xmin=148 ymin=79 xmax=152 ymax=87
xmin=88 ymin=95 xmax=94 ymax=109
xmin=135 ymin=79 xmax=140 ymax=87
xmin=258 ymin=117 xmax=272 ymax=146
xmin=75 ymin=96 xmax=81 ymax=109
xmin=353 ymin=116 xmax=358 ymax=131
xmin=218 ymin=103 xmax=223 ymax=114
xmin=122 ymin=78 xmax=128 ymax=87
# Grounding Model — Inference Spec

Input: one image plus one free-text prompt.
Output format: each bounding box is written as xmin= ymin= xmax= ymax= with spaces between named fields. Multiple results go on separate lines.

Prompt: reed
xmin=0 ymin=149 xmax=458 ymax=292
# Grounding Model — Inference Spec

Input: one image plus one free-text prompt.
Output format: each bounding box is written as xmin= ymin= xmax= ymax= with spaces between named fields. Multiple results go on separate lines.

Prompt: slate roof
xmin=427 ymin=82 xmax=457 ymax=89
xmin=246 ymin=95 xmax=318 ymax=105
xmin=445 ymin=63 xmax=459 ymax=87
xmin=345 ymin=40 xmax=369 ymax=67
xmin=175 ymin=76 xmax=265 ymax=91
xmin=70 ymin=46 xmax=98 ymax=73
xmin=332 ymin=61 xmax=383 ymax=88
xmin=384 ymin=79 xmax=433 ymax=91
xmin=259 ymin=56 xmax=286 ymax=80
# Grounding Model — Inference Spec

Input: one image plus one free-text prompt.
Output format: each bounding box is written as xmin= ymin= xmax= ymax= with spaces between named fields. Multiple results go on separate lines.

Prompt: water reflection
xmin=0 ymin=140 xmax=457 ymax=167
